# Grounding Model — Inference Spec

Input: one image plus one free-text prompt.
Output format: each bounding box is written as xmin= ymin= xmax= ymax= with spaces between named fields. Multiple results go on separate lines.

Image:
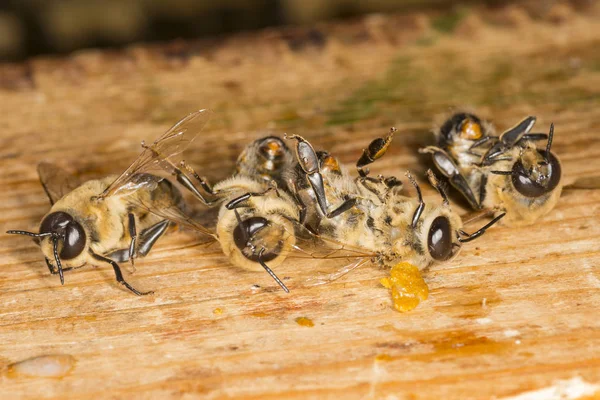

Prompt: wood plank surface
xmin=1 ymin=2 xmax=600 ymax=399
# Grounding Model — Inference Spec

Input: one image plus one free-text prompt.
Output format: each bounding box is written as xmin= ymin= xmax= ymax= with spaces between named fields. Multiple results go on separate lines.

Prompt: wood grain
xmin=1 ymin=3 xmax=600 ymax=399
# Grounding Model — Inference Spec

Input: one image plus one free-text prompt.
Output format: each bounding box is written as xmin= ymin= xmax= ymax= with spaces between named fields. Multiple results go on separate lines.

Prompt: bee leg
xmin=89 ymin=250 xmax=153 ymax=296
xmin=479 ymin=174 xmax=487 ymax=206
xmin=406 ymin=172 xmax=425 ymax=228
xmin=225 ymin=187 xmax=279 ymax=210
xmin=458 ymin=212 xmax=506 ymax=243
xmin=173 ymin=161 xmax=221 ymax=206
xmin=356 ymin=128 xmax=396 ymax=178
xmin=483 ymin=116 xmax=536 ymax=164
xmin=127 ymin=213 xmax=137 ymax=271
xmin=135 ymin=220 xmax=170 ymax=257
xmin=426 ymin=170 xmax=449 ymax=206
xmin=286 ymin=134 xmax=356 ymax=219
xmin=419 ymin=146 xmax=480 ymax=209
xmin=520 ymin=133 xmax=548 ymax=142
xmin=106 ymin=220 xmax=170 ymax=262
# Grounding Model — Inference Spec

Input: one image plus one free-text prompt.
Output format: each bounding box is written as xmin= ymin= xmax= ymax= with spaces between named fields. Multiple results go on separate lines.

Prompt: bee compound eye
xmin=511 ymin=151 xmax=561 ymax=198
xmin=232 ymin=216 xmax=281 ymax=263
xmin=60 ymin=221 xmax=86 ymax=259
xmin=40 ymin=211 xmax=74 ymax=235
xmin=428 ymin=216 xmax=453 ymax=261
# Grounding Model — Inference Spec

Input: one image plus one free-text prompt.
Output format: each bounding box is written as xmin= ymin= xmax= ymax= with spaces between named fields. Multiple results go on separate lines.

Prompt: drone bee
xmin=7 ymin=110 xmax=214 ymax=295
xmin=420 ymin=112 xmax=562 ymax=226
xmin=171 ymin=129 xmax=505 ymax=293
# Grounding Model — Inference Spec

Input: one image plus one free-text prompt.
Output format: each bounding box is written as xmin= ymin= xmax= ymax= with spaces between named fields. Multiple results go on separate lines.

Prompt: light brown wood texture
xmin=1 ymin=3 xmax=600 ymax=399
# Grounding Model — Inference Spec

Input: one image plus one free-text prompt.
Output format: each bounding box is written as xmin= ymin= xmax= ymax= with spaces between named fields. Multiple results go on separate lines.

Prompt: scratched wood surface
xmin=1 ymin=3 xmax=600 ymax=399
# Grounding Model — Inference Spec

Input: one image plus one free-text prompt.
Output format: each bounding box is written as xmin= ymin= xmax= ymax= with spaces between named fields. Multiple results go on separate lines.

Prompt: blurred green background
xmin=0 ymin=0 xmax=546 ymax=61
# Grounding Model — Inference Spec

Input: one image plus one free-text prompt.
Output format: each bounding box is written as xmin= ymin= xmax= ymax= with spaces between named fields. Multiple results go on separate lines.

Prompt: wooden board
xmin=1 ymin=2 xmax=600 ymax=399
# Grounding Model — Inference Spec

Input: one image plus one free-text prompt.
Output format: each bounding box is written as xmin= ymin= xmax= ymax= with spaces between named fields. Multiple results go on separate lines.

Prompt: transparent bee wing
xmin=99 ymin=109 xmax=212 ymax=199
xmin=37 ymin=162 xmax=82 ymax=205
xmin=273 ymin=222 xmax=379 ymax=287
xmin=128 ymin=193 xmax=217 ymax=240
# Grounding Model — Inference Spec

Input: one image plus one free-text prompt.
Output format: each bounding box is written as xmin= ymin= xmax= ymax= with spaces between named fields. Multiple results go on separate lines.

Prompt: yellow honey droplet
xmin=213 ymin=308 xmax=223 ymax=315
xmin=381 ymin=262 xmax=429 ymax=313
xmin=295 ymin=317 xmax=315 ymax=327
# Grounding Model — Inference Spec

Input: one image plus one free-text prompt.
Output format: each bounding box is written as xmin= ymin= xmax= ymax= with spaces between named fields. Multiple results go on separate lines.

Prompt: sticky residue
xmin=380 ymin=262 xmax=429 ymax=312
xmin=295 ymin=317 xmax=314 ymax=327
xmin=6 ymin=354 xmax=76 ymax=378
xmin=213 ymin=308 xmax=223 ymax=315
xmin=375 ymin=354 xmax=392 ymax=362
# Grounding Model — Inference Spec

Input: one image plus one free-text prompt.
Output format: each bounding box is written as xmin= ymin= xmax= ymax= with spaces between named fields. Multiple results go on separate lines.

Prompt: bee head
xmin=6 ymin=211 xmax=87 ymax=286
xmin=406 ymin=170 xmax=504 ymax=264
xmin=236 ymin=136 xmax=293 ymax=182
xmin=494 ymin=123 xmax=562 ymax=199
xmin=40 ymin=211 xmax=87 ymax=260
xmin=511 ymin=150 xmax=561 ymax=198
xmin=439 ymin=113 xmax=484 ymax=147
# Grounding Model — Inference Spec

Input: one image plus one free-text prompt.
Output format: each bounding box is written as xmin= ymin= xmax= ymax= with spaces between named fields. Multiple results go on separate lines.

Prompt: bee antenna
xmin=544 ymin=123 xmax=554 ymax=164
xmin=6 ymin=230 xmax=53 ymax=238
xmin=258 ymin=248 xmax=289 ymax=293
xmin=457 ymin=213 xmax=505 ymax=243
xmin=52 ymin=235 xmax=65 ymax=285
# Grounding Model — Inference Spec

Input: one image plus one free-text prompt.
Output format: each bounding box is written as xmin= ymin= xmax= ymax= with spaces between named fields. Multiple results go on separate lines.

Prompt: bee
xmin=170 ymin=129 xmax=505 ymax=292
xmin=7 ymin=110 xmax=214 ymax=295
xmin=420 ymin=112 xmax=562 ymax=226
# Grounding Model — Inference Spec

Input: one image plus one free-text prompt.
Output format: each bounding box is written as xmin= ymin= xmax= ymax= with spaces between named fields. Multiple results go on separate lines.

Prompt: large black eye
xmin=40 ymin=211 xmax=73 ymax=234
xmin=233 ymin=216 xmax=281 ymax=262
xmin=60 ymin=221 xmax=86 ymax=259
xmin=511 ymin=151 xmax=561 ymax=198
xmin=40 ymin=211 xmax=86 ymax=259
xmin=428 ymin=216 xmax=453 ymax=261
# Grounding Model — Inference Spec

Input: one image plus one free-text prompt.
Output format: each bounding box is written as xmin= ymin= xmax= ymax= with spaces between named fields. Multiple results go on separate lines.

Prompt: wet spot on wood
xmin=6 ymin=354 xmax=76 ymax=378
xmin=295 ymin=317 xmax=315 ymax=327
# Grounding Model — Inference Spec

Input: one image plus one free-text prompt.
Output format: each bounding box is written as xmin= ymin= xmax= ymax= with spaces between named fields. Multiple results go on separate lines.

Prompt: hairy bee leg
xmin=406 ymin=172 xmax=425 ymax=228
xmin=458 ymin=212 xmax=506 ymax=243
xmin=285 ymin=134 xmax=355 ymax=219
xmin=90 ymin=250 xmax=153 ymax=296
xmin=420 ymin=146 xmax=481 ymax=209
xmin=173 ymin=161 xmax=220 ymax=206
xmin=127 ymin=213 xmax=137 ymax=269
xmin=258 ymin=248 xmax=289 ymax=293
xmin=483 ymin=116 xmax=536 ymax=164
xmin=356 ymin=128 xmax=396 ymax=178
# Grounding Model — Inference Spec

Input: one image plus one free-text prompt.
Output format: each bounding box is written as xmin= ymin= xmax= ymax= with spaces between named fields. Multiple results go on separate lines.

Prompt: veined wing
xmin=99 ymin=109 xmax=212 ymax=199
xmin=37 ymin=162 xmax=82 ymax=205
xmin=128 ymin=192 xmax=217 ymax=239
